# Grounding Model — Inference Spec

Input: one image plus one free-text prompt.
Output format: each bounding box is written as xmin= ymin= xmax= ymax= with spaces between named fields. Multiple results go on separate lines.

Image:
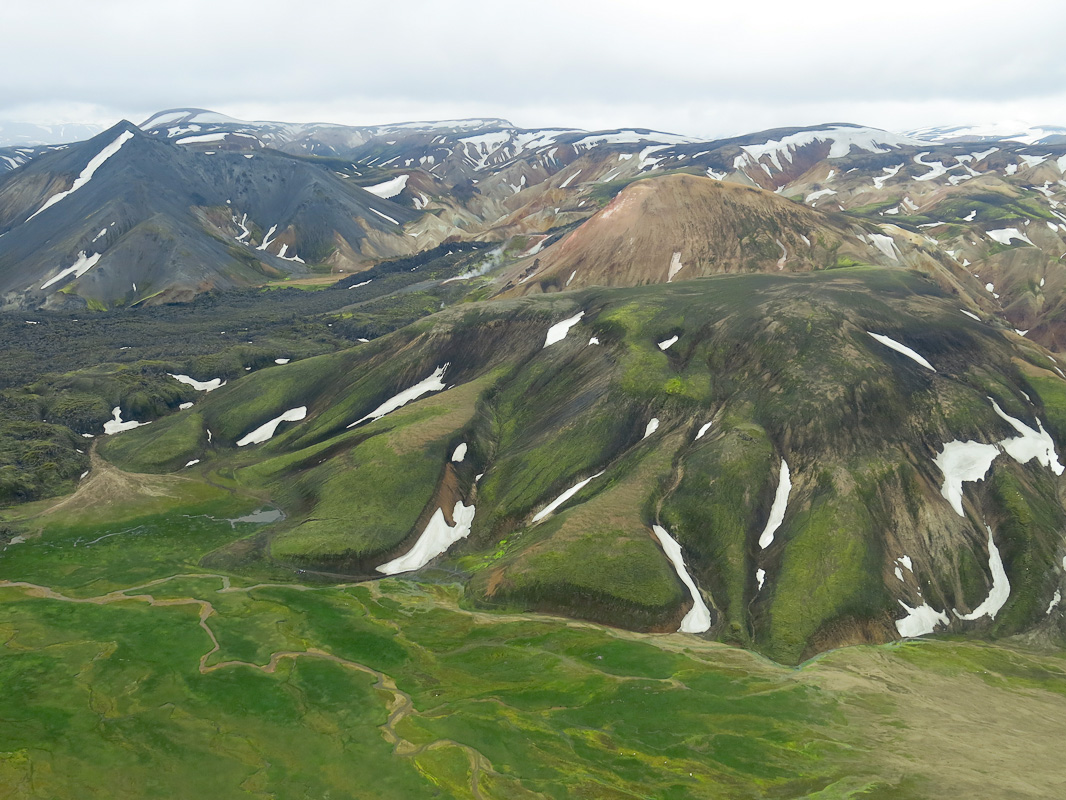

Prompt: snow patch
xmin=867 ymin=332 xmax=935 ymax=371
xmin=40 ymin=251 xmax=102 ymax=290
xmin=236 ymin=407 xmax=307 ymax=446
xmin=990 ymin=399 xmax=1064 ymax=475
xmin=369 ymin=207 xmax=400 ymax=226
xmin=934 ymin=440 xmax=1000 ymax=516
xmin=170 ymin=374 xmax=225 ymax=392
xmin=805 ymin=188 xmax=836 ymax=203
xmin=658 ymin=335 xmax=679 ymax=351
xmin=651 ymin=524 xmax=712 ymax=633
xmin=643 ymin=418 xmax=660 ymax=439
xmin=28 ymin=130 xmax=134 ymax=222
xmin=103 ymin=406 xmax=150 ymax=435
xmin=695 ymin=421 xmax=713 ymax=440
xmin=986 ymin=228 xmax=1034 ymax=246
xmin=257 ymin=224 xmax=278 ymax=251
xmin=895 ymin=601 xmax=949 ymax=638
xmin=532 ymin=471 xmax=605 ymax=523
xmin=667 ymin=251 xmax=684 ymax=282
xmin=736 ymin=127 xmax=921 ymax=172
xmin=451 ymin=443 xmax=468 ymax=463
xmin=543 ymin=311 xmax=584 ymax=348
xmin=954 ymin=526 xmax=1010 ymax=621
xmin=347 ymin=365 xmax=449 ymax=428
xmin=863 ymin=233 xmax=900 ymax=262
xmin=873 ymin=164 xmax=903 ymax=189
xmin=913 ymin=152 xmax=951 ymax=182
xmin=757 ymin=460 xmax=792 ymax=549
xmin=558 ymin=169 xmax=582 ymax=188
xmin=933 ymin=400 xmax=1062 ymax=516
xmin=174 ymin=132 xmax=229 ymax=145
xmin=376 ymin=502 xmax=476 ymax=575
xmin=364 ymin=174 xmax=409 ymax=199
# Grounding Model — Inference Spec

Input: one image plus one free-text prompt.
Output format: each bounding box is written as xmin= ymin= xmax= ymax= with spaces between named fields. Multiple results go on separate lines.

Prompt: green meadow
xmin=3 ymin=479 xmax=1065 ymax=799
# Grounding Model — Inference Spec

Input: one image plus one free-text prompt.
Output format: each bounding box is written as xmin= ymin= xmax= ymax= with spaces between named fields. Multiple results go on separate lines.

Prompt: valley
xmin=3 ymin=468 xmax=1065 ymax=798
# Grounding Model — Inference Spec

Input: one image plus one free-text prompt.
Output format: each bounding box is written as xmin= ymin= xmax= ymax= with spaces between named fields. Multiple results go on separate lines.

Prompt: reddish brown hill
xmin=501 ymin=173 xmax=901 ymax=293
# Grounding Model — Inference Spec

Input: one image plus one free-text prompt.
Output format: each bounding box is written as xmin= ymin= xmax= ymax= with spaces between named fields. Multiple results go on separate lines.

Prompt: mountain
xmin=0 ymin=120 xmax=103 ymax=147
xmin=139 ymin=107 xmax=517 ymax=157
xmin=3 ymin=109 xmax=1066 ymax=354
xmin=0 ymin=121 xmax=445 ymax=310
xmin=92 ymin=266 xmax=1066 ymax=664
xmin=908 ymin=122 xmax=1066 ymax=146
xmin=496 ymin=172 xmax=942 ymax=293
xmin=6 ymin=107 xmax=1066 ymax=797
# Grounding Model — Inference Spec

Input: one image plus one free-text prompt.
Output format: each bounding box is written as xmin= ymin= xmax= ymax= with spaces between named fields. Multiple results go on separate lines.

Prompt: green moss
xmin=99 ymin=411 xmax=205 ymax=473
xmin=481 ymin=528 xmax=685 ymax=628
xmin=660 ymin=416 xmax=774 ymax=643
xmin=764 ymin=489 xmax=886 ymax=665
xmin=1025 ymin=374 xmax=1066 ymax=445
xmin=987 ymin=468 xmax=1064 ymax=635
xmin=267 ymin=431 xmax=445 ymax=566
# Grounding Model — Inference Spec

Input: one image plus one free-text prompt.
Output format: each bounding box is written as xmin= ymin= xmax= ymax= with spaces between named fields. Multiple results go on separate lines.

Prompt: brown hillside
xmin=502 ymin=173 xmax=894 ymax=293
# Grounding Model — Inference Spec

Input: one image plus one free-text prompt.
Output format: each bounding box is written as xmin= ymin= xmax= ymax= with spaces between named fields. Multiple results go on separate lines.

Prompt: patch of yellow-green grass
xmin=764 ymin=485 xmax=883 ymax=665
xmin=98 ymin=411 xmax=205 ymax=473
xmin=267 ymin=432 xmax=445 ymax=563
xmin=258 ymin=375 xmax=494 ymax=564
xmin=472 ymin=431 xmax=687 ymax=628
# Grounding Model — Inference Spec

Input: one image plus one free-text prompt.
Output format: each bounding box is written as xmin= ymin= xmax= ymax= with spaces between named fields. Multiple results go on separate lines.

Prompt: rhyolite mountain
xmin=2 ymin=110 xmax=1066 ymax=352
xmin=4 ymin=109 xmax=1066 ymax=666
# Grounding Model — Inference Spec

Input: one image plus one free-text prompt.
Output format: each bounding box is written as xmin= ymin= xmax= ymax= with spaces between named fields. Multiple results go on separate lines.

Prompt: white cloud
xmin=2 ymin=0 xmax=1065 ymax=138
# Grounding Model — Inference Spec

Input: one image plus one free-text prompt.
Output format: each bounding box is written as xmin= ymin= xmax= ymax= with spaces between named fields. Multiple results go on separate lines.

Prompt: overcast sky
xmin=4 ymin=0 xmax=1066 ymax=138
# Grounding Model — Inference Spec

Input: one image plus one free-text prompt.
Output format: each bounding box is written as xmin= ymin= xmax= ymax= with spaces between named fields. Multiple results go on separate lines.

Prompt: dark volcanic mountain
xmin=0 ymin=121 xmax=433 ymax=309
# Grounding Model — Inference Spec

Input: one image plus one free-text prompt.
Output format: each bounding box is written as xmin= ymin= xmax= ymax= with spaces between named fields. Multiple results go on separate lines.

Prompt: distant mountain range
xmin=906 ymin=122 xmax=1066 ymax=145
xmin=0 ymin=120 xmax=104 ymax=147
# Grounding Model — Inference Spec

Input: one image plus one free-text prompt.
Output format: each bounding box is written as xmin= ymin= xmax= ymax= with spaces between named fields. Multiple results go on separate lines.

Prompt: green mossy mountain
xmin=98 ymin=268 xmax=1066 ymax=663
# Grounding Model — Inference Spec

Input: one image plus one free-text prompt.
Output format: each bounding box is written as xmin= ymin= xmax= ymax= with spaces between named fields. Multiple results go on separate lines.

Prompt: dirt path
xmin=0 ymin=575 xmax=496 ymax=800
xmin=40 ymin=447 xmax=196 ymax=521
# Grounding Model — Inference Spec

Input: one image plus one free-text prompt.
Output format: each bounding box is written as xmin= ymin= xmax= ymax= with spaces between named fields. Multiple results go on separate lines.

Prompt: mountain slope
xmin=98 ymin=268 xmax=1066 ymax=664
xmin=907 ymin=123 xmax=1066 ymax=146
xmin=0 ymin=122 xmax=439 ymax=309
xmin=497 ymin=173 xmax=943 ymax=292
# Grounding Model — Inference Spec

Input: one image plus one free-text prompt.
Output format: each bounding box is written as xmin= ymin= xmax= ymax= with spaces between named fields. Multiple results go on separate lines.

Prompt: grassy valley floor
xmin=2 ymin=484 xmax=1065 ymax=799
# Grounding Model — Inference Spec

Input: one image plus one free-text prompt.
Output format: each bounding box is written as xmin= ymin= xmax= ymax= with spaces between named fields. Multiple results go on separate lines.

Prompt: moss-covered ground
xmin=76 ymin=267 xmax=1066 ymax=665
xmin=3 ymin=489 xmax=1066 ymax=799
